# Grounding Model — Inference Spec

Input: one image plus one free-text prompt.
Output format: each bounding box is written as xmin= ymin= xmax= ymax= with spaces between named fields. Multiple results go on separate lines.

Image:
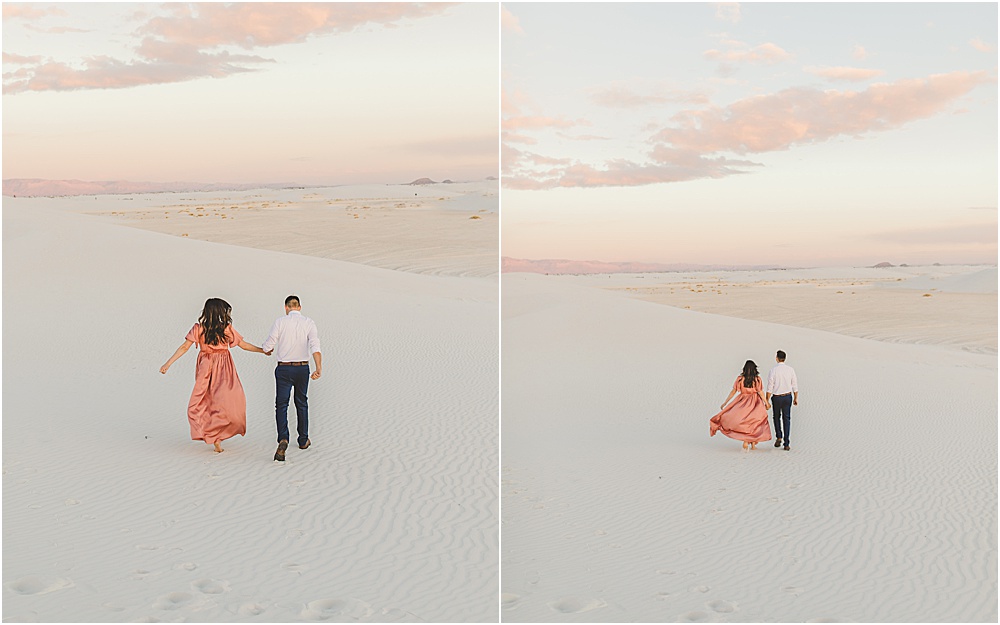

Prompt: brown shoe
xmin=299 ymin=439 xmax=311 ymax=450
xmin=274 ymin=440 xmax=288 ymax=461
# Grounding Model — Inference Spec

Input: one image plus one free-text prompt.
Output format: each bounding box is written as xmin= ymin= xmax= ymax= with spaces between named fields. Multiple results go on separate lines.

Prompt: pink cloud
xmin=3 ymin=51 xmax=269 ymax=94
xmin=504 ymin=153 xmax=760 ymax=190
xmin=24 ymin=24 xmax=91 ymax=34
xmin=501 ymin=5 xmax=524 ymax=35
xmin=704 ymin=41 xmax=791 ymax=65
xmin=2 ymin=5 xmax=66 ymax=19
xmin=652 ymin=71 xmax=993 ymax=155
xmin=804 ymin=66 xmax=885 ymax=82
xmin=713 ymin=3 xmax=741 ymax=24
xmin=505 ymin=70 xmax=994 ymax=190
xmin=2 ymin=52 xmax=44 ymax=65
xmin=4 ymin=3 xmax=452 ymax=94
xmin=851 ymin=44 xmax=869 ymax=60
xmin=502 ymin=131 xmax=538 ymax=145
xmin=139 ymin=3 xmax=453 ymax=49
xmin=970 ymin=38 xmax=996 ymax=53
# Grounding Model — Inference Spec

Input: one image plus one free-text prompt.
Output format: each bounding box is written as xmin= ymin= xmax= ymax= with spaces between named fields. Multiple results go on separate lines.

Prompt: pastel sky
xmin=502 ymin=3 xmax=998 ymax=267
xmin=2 ymin=2 xmax=498 ymax=185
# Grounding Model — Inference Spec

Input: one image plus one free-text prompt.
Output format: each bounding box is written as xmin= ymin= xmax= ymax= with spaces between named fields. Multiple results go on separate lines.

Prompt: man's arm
xmin=792 ymin=370 xmax=799 ymax=405
xmin=261 ymin=318 xmax=281 ymax=355
xmin=311 ymin=352 xmax=322 ymax=380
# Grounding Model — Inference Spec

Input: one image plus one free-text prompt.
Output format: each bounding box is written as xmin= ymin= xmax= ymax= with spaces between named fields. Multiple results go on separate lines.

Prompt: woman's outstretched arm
xmin=720 ymin=388 xmax=737 ymax=410
xmin=160 ymin=340 xmax=194 ymax=373
xmin=237 ymin=339 xmax=267 ymax=354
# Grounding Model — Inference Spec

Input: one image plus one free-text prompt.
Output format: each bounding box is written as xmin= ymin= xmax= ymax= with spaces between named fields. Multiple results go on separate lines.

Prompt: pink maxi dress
xmin=709 ymin=376 xmax=772 ymax=443
xmin=185 ymin=323 xmax=247 ymax=445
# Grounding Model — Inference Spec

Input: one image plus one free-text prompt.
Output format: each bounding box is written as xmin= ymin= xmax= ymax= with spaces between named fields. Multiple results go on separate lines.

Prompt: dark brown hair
xmin=741 ymin=360 xmax=759 ymax=388
xmin=198 ymin=298 xmax=232 ymax=346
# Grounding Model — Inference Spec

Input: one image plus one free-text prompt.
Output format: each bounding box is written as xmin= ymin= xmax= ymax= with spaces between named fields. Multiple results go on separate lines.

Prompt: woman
xmin=160 ymin=298 xmax=268 ymax=452
xmin=710 ymin=360 xmax=772 ymax=451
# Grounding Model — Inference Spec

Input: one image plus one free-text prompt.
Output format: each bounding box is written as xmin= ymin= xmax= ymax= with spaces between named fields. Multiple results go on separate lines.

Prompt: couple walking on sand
xmin=160 ymin=295 xmax=322 ymax=462
xmin=709 ymin=350 xmax=799 ymax=451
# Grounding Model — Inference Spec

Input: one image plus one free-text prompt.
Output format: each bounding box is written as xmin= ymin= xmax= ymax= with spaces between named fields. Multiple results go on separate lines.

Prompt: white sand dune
xmin=2 ymin=193 xmax=498 ymax=622
xmin=501 ymin=273 xmax=997 ymax=622
xmin=561 ymin=266 xmax=997 ymax=356
xmin=79 ymin=181 xmax=498 ymax=279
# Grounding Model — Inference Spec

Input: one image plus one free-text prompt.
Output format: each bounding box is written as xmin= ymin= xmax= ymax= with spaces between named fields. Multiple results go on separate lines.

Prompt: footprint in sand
xmin=64 ymin=499 xmax=80 ymax=506
xmin=131 ymin=569 xmax=154 ymax=580
xmin=281 ymin=563 xmax=306 ymax=573
xmin=136 ymin=544 xmax=161 ymax=551
xmin=153 ymin=591 xmax=194 ymax=610
xmin=783 ymin=586 xmax=803 ymax=595
xmin=192 ymin=579 xmax=229 ymax=594
xmin=236 ymin=602 xmax=269 ymax=616
xmin=301 ymin=598 xmax=373 ymax=621
xmin=655 ymin=592 xmax=672 ymax=601
xmin=5 ymin=576 xmax=74 ymax=595
xmin=656 ymin=569 xmax=676 ymax=575
xmin=786 ymin=483 xmax=802 ymax=490
xmin=708 ymin=600 xmax=736 ymax=613
xmin=547 ymin=597 xmax=607 ymax=614
xmin=501 ymin=593 xmax=520 ymax=609
xmin=678 ymin=610 xmax=711 ymax=622
xmin=287 ymin=529 xmax=306 ymax=539
xmin=689 ymin=585 xmax=711 ymax=593
xmin=593 ymin=529 xmax=608 ymax=536
xmin=282 ymin=503 xmax=299 ymax=511
xmin=173 ymin=562 xmax=198 ymax=571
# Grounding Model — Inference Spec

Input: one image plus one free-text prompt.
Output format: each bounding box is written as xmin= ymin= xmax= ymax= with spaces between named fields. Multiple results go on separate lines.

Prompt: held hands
xmin=264 ymin=349 xmax=273 ymax=356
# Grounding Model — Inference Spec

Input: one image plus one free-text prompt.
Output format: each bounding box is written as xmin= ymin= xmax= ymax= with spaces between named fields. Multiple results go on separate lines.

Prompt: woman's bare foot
xmin=213 ymin=442 xmax=224 ymax=453
xmin=742 ymin=441 xmax=749 ymax=451
xmin=750 ymin=442 xmax=757 ymax=450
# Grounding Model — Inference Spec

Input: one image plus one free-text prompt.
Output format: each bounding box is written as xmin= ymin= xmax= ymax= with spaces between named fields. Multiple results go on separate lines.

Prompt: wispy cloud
xmin=504 ymin=70 xmax=993 ymax=190
xmin=713 ymin=3 xmax=741 ymax=24
xmin=3 ymin=3 xmax=453 ymax=94
xmin=501 ymin=5 xmax=524 ymax=35
xmin=2 ymin=5 xmax=66 ymax=19
xmin=704 ymin=41 xmax=792 ymax=65
xmin=970 ymin=38 xmax=996 ymax=53
xmin=851 ymin=44 xmax=869 ymax=60
xmin=2 ymin=52 xmax=44 ymax=65
xmin=804 ymin=66 xmax=885 ymax=82
xmin=651 ymin=71 xmax=992 ymax=155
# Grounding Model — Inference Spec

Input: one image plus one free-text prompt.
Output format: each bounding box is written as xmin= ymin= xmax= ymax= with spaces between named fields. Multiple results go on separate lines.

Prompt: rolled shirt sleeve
xmin=307 ymin=320 xmax=321 ymax=355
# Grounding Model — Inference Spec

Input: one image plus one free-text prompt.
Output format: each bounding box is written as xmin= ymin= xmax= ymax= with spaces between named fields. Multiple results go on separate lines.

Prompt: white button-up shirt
xmin=766 ymin=362 xmax=798 ymax=395
xmin=262 ymin=311 xmax=321 ymax=362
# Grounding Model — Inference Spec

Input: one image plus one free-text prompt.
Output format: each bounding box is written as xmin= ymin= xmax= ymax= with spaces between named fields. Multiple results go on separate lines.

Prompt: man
xmin=262 ymin=295 xmax=322 ymax=461
xmin=765 ymin=350 xmax=798 ymax=451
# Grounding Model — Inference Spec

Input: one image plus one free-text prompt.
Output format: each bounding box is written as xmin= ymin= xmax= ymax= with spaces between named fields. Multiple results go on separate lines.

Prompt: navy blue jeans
xmin=772 ymin=394 xmax=793 ymax=445
xmin=275 ymin=364 xmax=310 ymax=446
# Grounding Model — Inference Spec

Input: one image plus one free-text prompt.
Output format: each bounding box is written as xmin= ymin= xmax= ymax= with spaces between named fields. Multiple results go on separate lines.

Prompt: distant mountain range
xmin=4 ymin=176 xmax=497 ymax=197
xmin=2 ymin=179 xmax=302 ymax=197
xmin=502 ymin=257 xmax=786 ymax=275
